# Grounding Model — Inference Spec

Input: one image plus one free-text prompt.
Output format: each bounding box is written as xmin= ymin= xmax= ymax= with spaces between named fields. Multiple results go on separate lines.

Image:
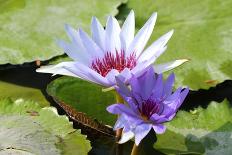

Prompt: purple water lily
xmin=107 ymin=67 xmax=189 ymax=145
xmin=36 ymin=10 xmax=188 ymax=87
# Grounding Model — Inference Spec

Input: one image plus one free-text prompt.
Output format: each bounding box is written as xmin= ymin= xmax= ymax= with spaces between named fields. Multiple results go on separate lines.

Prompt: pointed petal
xmin=79 ymin=29 xmax=104 ymax=58
xmin=107 ymin=103 xmax=136 ymax=117
xmin=163 ymin=73 xmax=175 ymax=97
xmin=150 ymin=114 xmax=167 ymax=123
xmin=120 ymin=10 xmax=135 ymax=51
xmin=134 ymin=123 xmax=152 ymax=145
xmin=115 ymin=76 xmax=131 ymax=97
xmin=114 ymin=115 xmax=128 ymax=130
xmin=154 ymin=59 xmax=189 ymax=74
xmin=138 ymin=30 xmax=174 ymax=62
xmin=36 ymin=62 xmax=79 ymax=77
xmin=151 ymin=74 xmax=163 ymax=99
xmin=116 ymin=68 xmax=132 ymax=84
xmin=180 ymin=87 xmax=189 ymax=104
xmin=118 ymin=130 xmax=134 ymax=144
xmin=105 ymin=69 xmax=119 ymax=84
xmin=56 ymin=40 xmax=89 ymax=64
xmin=91 ymin=17 xmax=105 ymax=50
xmin=131 ymin=46 xmax=167 ymax=75
xmin=67 ymin=61 xmax=110 ymax=86
xmin=126 ymin=12 xmax=157 ymax=57
xmin=64 ymin=24 xmax=80 ymax=43
xmin=105 ymin=16 xmax=121 ymax=55
xmin=137 ymin=67 xmax=156 ymax=100
xmin=153 ymin=124 xmax=166 ymax=134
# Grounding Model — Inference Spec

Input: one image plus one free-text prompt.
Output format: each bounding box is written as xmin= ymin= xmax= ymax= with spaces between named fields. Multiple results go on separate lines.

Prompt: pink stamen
xmin=91 ymin=50 xmax=137 ymax=77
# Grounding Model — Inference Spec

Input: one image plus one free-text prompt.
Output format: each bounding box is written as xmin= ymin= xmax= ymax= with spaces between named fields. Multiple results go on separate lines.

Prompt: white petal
xmin=120 ymin=10 xmax=135 ymax=51
xmin=56 ymin=40 xmax=89 ymax=64
xmin=105 ymin=69 xmax=119 ymax=84
xmin=154 ymin=59 xmax=189 ymax=74
xmin=126 ymin=12 xmax=157 ymax=57
xmin=117 ymin=68 xmax=132 ymax=83
xmin=79 ymin=29 xmax=104 ymax=59
xmin=105 ymin=16 xmax=121 ymax=55
xmin=91 ymin=17 xmax=105 ymax=50
xmin=36 ymin=62 xmax=79 ymax=77
xmin=68 ymin=61 xmax=111 ymax=86
xmin=65 ymin=24 xmax=79 ymax=43
xmin=118 ymin=130 xmax=134 ymax=144
xmin=138 ymin=30 xmax=174 ymax=62
xmin=131 ymin=46 xmax=167 ymax=75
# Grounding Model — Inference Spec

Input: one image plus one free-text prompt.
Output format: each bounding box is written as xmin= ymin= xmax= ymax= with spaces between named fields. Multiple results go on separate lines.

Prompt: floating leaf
xmin=155 ymin=100 xmax=232 ymax=154
xmin=47 ymin=77 xmax=117 ymax=126
xmin=126 ymin=0 xmax=232 ymax=90
xmin=0 ymin=0 xmax=126 ymax=65
xmin=0 ymin=98 xmax=91 ymax=155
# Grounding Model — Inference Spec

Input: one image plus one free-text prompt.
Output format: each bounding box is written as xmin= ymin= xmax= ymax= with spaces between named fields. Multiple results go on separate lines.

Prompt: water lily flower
xmin=37 ymin=10 xmax=187 ymax=87
xmin=107 ymin=67 xmax=189 ymax=145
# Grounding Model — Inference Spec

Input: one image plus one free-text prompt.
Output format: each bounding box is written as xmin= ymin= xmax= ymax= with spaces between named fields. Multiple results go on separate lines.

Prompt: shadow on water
xmin=180 ymin=80 xmax=232 ymax=110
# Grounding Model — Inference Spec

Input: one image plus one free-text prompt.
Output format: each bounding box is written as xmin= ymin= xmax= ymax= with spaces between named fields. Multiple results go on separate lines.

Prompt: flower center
xmin=91 ymin=50 xmax=137 ymax=77
xmin=139 ymin=99 xmax=161 ymax=121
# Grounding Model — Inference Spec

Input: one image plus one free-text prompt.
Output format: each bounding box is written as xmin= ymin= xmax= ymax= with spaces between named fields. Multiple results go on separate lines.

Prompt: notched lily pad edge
xmin=50 ymin=96 xmax=115 ymax=138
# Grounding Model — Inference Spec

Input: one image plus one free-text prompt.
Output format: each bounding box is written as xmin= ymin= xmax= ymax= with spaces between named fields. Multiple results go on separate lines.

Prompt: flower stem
xmin=115 ymin=92 xmax=124 ymax=141
xmin=115 ymin=92 xmax=124 ymax=155
xmin=131 ymin=143 xmax=139 ymax=155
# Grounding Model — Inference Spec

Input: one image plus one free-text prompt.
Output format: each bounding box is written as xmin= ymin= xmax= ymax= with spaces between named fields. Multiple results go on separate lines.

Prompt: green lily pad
xmin=155 ymin=100 xmax=232 ymax=154
xmin=127 ymin=0 xmax=232 ymax=90
xmin=47 ymin=76 xmax=117 ymax=126
xmin=0 ymin=98 xmax=91 ymax=155
xmin=0 ymin=0 xmax=126 ymax=65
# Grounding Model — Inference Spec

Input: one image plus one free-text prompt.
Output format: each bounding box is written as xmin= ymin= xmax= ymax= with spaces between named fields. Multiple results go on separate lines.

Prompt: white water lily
xmin=37 ymin=10 xmax=187 ymax=87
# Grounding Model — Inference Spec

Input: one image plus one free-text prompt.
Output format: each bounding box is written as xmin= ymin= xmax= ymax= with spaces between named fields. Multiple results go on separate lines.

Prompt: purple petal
xmin=163 ymin=73 xmax=175 ymax=97
xmin=114 ymin=115 xmax=128 ymax=130
xmin=137 ymin=67 xmax=156 ymax=100
xmin=150 ymin=113 xmax=168 ymax=124
xmin=107 ymin=104 xmax=137 ymax=118
xmin=165 ymin=87 xmax=182 ymax=102
xmin=134 ymin=123 xmax=152 ymax=145
xmin=152 ymin=124 xmax=166 ymax=134
xmin=115 ymin=76 xmax=131 ymax=97
xmin=151 ymin=74 xmax=164 ymax=99
xmin=180 ymin=87 xmax=189 ymax=103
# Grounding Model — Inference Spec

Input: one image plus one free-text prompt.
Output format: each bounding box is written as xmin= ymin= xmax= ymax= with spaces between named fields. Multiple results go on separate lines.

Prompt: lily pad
xmin=0 ymin=0 xmax=126 ymax=65
xmin=155 ymin=100 xmax=232 ymax=154
xmin=0 ymin=98 xmax=91 ymax=155
xmin=47 ymin=76 xmax=117 ymax=126
xmin=127 ymin=0 xmax=232 ymax=90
